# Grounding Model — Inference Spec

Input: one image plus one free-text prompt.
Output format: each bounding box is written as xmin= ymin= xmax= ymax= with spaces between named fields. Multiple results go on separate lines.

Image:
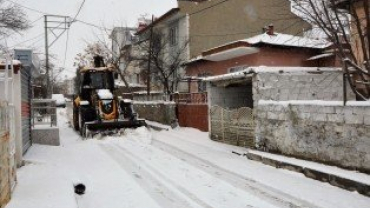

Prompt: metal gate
xmin=21 ymin=67 xmax=32 ymax=154
xmin=210 ymin=106 xmax=255 ymax=147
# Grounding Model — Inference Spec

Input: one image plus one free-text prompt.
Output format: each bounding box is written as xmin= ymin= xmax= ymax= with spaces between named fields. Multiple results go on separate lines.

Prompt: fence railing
xmin=124 ymin=92 xmax=208 ymax=103
xmin=31 ymin=99 xmax=57 ymax=127
xmin=210 ymin=105 xmax=255 ymax=147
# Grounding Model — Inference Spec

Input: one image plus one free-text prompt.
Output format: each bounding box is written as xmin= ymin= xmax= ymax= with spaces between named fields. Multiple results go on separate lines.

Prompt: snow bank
xmin=96 ymin=89 xmax=113 ymax=99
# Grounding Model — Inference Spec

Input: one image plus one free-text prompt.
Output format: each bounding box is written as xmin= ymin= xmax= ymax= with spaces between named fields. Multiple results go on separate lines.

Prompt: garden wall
xmin=133 ymin=101 xmax=177 ymax=125
xmin=256 ymin=101 xmax=370 ymax=173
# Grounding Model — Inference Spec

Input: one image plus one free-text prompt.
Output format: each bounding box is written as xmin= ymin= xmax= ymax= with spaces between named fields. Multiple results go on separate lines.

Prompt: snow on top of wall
xmin=258 ymin=100 xmax=370 ymax=107
xmin=244 ymin=33 xmax=332 ymax=49
xmin=133 ymin=91 xmax=163 ymax=95
xmin=203 ymin=66 xmax=342 ymax=82
xmin=0 ymin=59 xmax=22 ymax=66
xmin=133 ymin=100 xmax=176 ymax=105
xmin=97 ymin=89 xmax=113 ymax=99
xmin=346 ymin=100 xmax=370 ymax=106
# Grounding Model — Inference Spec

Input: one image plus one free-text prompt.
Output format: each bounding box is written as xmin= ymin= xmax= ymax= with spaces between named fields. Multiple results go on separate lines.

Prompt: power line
xmin=63 ymin=28 xmax=70 ymax=68
xmin=188 ymin=0 xmax=232 ymax=16
xmin=75 ymin=19 xmax=111 ymax=31
xmin=7 ymin=32 xmax=45 ymax=48
xmin=63 ymin=0 xmax=86 ymax=69
xmin=71 ymin=0 xmax=86 ymax=22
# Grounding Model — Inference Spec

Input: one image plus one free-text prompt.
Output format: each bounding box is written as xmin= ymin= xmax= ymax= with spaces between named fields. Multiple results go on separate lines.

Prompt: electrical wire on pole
xmin=44 ymin=15 xmax=71 ymax=97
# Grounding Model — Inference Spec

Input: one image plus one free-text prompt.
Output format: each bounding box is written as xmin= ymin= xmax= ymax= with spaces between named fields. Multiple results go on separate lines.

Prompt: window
xmin=169 ymin=25 xmax=178 ymax=46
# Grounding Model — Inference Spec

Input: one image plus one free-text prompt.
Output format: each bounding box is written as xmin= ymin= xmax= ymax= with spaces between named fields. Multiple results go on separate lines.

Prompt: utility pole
xmin=44 ymin=15 xmax=49 ymax=98
xmin=44 ymin=15 xmax=71 ymax=98
xmin=146 ymin=15 xmax=154 ymax=99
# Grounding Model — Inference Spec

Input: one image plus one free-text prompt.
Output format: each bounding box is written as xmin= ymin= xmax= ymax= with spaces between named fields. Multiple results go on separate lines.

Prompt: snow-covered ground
xmin=6 ymin=108 xmax=370 ymax=208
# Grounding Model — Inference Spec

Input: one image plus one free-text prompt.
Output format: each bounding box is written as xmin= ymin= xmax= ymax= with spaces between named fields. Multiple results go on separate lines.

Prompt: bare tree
xmin=0 ymin=0 xmax=29 ymax=36
xmin=137 ymin=30 xmax=189 ymax=98
xmin=292 ymin=0 xmax=370 ymax=100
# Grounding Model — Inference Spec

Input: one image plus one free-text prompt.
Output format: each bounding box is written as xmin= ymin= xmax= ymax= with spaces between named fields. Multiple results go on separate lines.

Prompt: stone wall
xmin=256 ymin=102 xmax=370 ymax=172
xmin=133 ymin=101 xmax=177 ymax=125
xmin=252 ymin=72 xmax=355 ymax=106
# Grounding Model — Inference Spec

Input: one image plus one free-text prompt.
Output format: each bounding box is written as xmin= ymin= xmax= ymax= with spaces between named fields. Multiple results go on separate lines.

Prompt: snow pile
xmin=124 ymin=126 xmax=152 ymax=144
xmin=96 ymin=89 xmax=113 ymax=99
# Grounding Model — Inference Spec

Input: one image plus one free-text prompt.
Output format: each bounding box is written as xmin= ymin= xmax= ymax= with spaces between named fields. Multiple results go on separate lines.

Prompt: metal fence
xmin=210 ymin=106 xmax=255 ymax=147
xmin=31 ymin=99 xmax=57 ymax=127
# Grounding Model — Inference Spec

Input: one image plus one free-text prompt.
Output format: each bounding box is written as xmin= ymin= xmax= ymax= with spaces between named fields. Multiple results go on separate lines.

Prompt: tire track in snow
xmin=151 ymin=134 xmax=320 ymax=208
xmin=108 ymin=139 xmax=289 ymax=208
xmin=100 ymin=143 xmax=211 ymax=208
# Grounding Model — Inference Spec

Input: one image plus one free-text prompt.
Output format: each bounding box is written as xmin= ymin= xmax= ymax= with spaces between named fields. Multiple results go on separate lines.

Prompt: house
xmin=134 ymin=0 xmax=312 ymax=94
xmin=333 ymin=0 xmax=370 ymax=99
xmin=110 ymin=27 xmax=147 ymax=93
xmin=334 ymin=0 xmax=369 ymax=65
xmin=136 ymin=8 xmax=190 ymax=93
xmin=177 ymin=0 xmax=312 ymax=59
xmin=185 ymin=26 xmax=339 ymax=93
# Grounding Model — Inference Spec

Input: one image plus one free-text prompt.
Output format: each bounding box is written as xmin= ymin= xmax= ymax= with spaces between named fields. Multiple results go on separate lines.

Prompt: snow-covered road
xmin=5 ymin=109 xmax=370 ymax=208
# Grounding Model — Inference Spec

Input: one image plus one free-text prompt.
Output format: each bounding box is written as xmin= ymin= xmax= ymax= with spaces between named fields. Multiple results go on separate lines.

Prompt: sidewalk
xmin=239 ymin=149 xmax=370 ymax=197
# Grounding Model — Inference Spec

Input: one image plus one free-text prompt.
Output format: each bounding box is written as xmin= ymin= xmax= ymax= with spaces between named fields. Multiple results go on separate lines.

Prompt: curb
xmin=244 ymin=152 xmax=370 ymax=197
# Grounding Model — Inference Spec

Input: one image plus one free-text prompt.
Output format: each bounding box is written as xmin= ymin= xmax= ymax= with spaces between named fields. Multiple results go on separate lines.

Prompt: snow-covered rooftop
xmin=244 ymin=32 xmax=332 ymax=49
xmin=203 ymin=32 xmax=332 ymax=57
xmin=203 ymin=66 xmax=342 ymax=82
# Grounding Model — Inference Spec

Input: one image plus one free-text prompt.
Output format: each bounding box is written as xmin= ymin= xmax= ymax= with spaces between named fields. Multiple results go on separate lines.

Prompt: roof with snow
xmin=244 ymin=32 xmax=331 ymax=49
xmin=203 ymin=32 xmax=331 ymax=56
xmin=203 ymin=66 xmax=342 ymax=82
xmin=185 ymin=32 xmax=333 ymax=64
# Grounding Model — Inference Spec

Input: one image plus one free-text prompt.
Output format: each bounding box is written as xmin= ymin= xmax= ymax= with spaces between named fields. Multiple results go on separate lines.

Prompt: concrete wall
xmin=255 ymin=102 xmax=370 ymax=172
xmin=252 ymin=71 xmax=355 ymax=107
xmin=208 ymin=83 xmax=253 ymax=109
xmin=251 ymin=70 xmax=368 ymax=172
xmin=133 ymin=102 xmax=177 ymax=125
xmin=32 ymin=127 xmax=60 ymax=146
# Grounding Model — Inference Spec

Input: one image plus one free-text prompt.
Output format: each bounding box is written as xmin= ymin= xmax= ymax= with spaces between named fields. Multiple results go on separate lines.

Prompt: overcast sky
xmin=2 ymin=0 xmax=177 ymax=80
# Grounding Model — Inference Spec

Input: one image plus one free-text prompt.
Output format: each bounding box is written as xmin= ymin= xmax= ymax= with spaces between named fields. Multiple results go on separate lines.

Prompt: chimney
xmin=267 ymin=24 xmax=274 ymax=35
xmin=137 ymin=22 xmax=147 ymax=32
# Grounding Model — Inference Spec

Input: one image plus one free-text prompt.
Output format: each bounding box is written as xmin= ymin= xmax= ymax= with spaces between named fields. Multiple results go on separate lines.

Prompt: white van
xmin=52 ymin=94 xmax=66 ymax=108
